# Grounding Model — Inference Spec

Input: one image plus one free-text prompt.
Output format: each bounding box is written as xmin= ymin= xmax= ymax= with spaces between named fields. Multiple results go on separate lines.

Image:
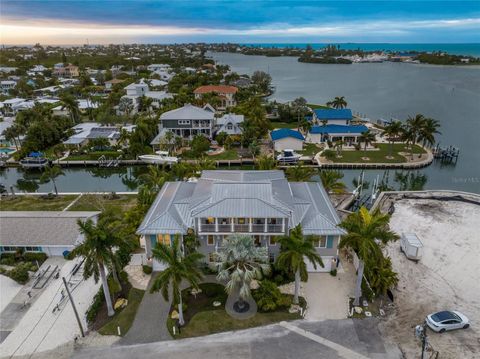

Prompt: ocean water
xmin=239 ymin=43 xmax=480 ymax=57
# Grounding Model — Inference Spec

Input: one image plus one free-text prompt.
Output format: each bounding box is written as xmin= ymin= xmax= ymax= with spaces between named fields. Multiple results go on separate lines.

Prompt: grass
xmin=208 ymin=149 xmax=240 ymax=160
xmin=299 ymin=143 xmax=321 ymax=156
xmin=0 ymin=194 xmax=137 ymax=212
xmin=65 ymin=151 xmax=123 ymax=161
xmin=307 ymin=103 xmax=330 ymax=110
xmin=67 ymin=194 xmax=138 ymax=211
xmin=324 ymin=143 xmax=426 ymax=164
xmin=167 ymin=283 xmax=302 ymax=339
xmin=98 ymin=288 xmax=145 ymax=336
xmin=0 ymin=195 xmax=78 ymax=211
xmin=270 ymin=121 xmax=297 ymax=129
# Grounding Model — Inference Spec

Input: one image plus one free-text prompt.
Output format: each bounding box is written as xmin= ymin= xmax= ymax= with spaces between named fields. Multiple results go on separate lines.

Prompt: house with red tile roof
xmin=193 ymin=85 xmax=238 ymax=109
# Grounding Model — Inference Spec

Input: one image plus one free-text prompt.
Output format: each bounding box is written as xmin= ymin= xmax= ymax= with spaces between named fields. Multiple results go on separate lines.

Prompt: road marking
xmin=279 ymin=322 xmax=371 ymax=359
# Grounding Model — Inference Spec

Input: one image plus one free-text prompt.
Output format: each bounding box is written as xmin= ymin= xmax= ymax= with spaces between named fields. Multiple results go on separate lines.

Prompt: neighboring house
xmin=270 ymin=128 xmax=305 ymax=152
xmin=29 ymin=65 xmax=47 ymax=73
xmin=154 ymin=103 xmax=214 ymax=140
xmin=63 ymin=122 xmax=129 ymax=148
xmin=312 ymin=108 xmax=353 ymax=126
xmin=104 ymin=78 xmax=125 ymax=90
xmin=0 ymin=67 xmax=17 ymax=74
xmin=215 ymin=113 xmax=244 ymax=136
xmin=0 ymin=80 xmax=16 ymax=94
xmin=53 ymin=63 xmax=79 ymax=78
xmin=52 ymin=99 xmax=98 ymax=117
xmin=0 ymin=211 xmax=100 ymax=256
xmin=117 ymin=80 xmax=172 ymax=115
xmin=34 ymin=85 xmax=67 ymax=96
xmin=233 ymin=77 xmax=252 ymax=88
xmin=0 ymin=98 xmax=25 ymax=116
xmin=307 ymin=124 xmax=369 ymax=145
xmin=137 ymin=170 xmax=344 ymax=272
xmin=193 ymin=85 xmax=238 ymax=109
xmin=147 ymin=64 xmax=171 ymax=72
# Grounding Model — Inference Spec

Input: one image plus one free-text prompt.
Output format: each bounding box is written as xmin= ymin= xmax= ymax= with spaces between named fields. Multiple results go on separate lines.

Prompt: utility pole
xmin=62 ymin=277 xmax=85 ymax=337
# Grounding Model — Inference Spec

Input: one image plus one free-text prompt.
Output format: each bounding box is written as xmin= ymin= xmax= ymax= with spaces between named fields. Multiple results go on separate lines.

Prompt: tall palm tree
xmin=150 ymin=235 xmax=204 ymax=326
xmin=418 ymin=117 xmax=441 ymax=149
xmin=39 ymin=165 xmax=64 ymax=196
xmin=276 ymin=225 xmax=324 ymax=304
xmin=71 ymin=219 xmax=117 ymax=316
xmin=59 ymin=92 xmax=80 ymax=125
xmin=217 ymin=235 xmax=270 ymax=310
xmin=382 ymin=121 xmax=403 ymax=158
xmin=366 ymin=256 xmax=398 ymax=296
xmin=339 ymin=207 xmax=399 ymax=306
xmin=405 ymin=114 xmax=425 ymax=159
xmin=326 ymin=96 xmax=347 ymax=109
xmin=138 ymin=165 xmax=171 ymax=192
xmin=358 ymin=130 xmax=376 ymax=156
xmin=299 ymin=118 xmax=312 ymax=137
xmin=256 ymin=154 xmax=276 ymax=170
xmin=319 ymin=170 xmax=347 ymax=194
xmin=285 ymin=163 xmax=315 ymax=181
xmin=334 ymin=140 xmax=344 ymax=157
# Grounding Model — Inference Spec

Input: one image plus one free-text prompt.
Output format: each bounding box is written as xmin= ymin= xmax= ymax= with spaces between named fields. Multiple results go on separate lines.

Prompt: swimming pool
xmin=0 ymin=148 xmax=15 ymax=155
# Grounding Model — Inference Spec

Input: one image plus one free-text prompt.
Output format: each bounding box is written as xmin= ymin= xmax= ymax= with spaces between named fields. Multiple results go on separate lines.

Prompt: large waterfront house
xmin=193 ymin=85 xmax=238 ymax=110
xmin=137 ymin=170 xmax=345 ymax=272
xmin=0 ymin=211 xmax=99 ymax=256
xmin=153 ymin=103 xmax=215 ymax=142
xmin=307 ymin=108 xmax=368 ymax=144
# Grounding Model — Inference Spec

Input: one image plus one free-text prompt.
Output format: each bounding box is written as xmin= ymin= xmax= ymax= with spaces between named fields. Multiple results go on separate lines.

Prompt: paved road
xmin=73 ymin=319 xmax=402 ymax=359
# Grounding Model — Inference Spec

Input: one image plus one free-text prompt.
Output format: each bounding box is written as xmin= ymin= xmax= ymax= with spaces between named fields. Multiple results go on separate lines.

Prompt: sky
xmin=1 ymin=1 xmax=479 ymax=45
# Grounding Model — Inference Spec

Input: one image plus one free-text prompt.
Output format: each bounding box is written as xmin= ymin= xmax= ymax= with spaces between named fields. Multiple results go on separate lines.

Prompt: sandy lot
xmin=381 ymin=198 xmax=480 ymax=359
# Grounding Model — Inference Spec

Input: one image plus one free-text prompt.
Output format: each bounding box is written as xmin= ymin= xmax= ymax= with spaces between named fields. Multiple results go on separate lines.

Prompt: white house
xmin=0 ymin=81 xmax=16 ymax=94
xmin=215 ymin=113 xmax=244 ymax=136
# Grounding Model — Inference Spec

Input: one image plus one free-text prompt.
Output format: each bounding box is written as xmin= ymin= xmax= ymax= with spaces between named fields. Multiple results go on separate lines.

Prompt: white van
xmin=400 ymin=233 xmax=423 ymax=261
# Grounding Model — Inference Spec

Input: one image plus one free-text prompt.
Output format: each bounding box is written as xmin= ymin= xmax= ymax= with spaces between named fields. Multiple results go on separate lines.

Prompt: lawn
xmin=65 ymin=151 xmax=123 ymax=161
xmin=299 ymin=143 xmax=321 ymax=156
xmin=67 ymin=194 xmax=138 ymax=212
xmin=323 ymin=143 xmax=426 ymax=163
xmin=167 ymin=283 xmax=302 ymax=339
xmin=307 ymin=103 xmax=330 ymax=110
xmin=98 ymin=288 xmax=145 ymax=336
xmin=208 ymin=149 xmax=240 ymax=160
xmin=269 ymin=121 xmax=297 ymax=129
xmin=0 ymin=195 xmax=78 ymax=211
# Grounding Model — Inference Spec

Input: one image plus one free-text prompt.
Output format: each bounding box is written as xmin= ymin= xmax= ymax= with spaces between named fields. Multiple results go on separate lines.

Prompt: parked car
xmin=400 ymin=232 xmax=423 ymax=261
xmin=426 ymin=311 xmax=470 ymax=333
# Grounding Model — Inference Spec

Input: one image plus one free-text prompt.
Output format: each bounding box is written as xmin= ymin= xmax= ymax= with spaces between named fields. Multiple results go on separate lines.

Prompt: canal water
xmin=1 ymin=54 xmax=479 ymax=194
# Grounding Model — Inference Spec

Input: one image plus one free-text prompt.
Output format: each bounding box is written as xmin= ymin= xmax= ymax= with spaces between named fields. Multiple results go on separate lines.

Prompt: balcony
xmin=198 ymin=218 xmax=285 ymax=234
xmin=251 ymin=224 xmax=266 ymax=232
xmin=218 ymin=224 xmax=232 ymax=232
xmin=234 ymin=224 xmax=250 ymax=233
xmin=267 ymin=224 xmax=284 ymax=233
xmin=200 ymin=224 xmax=216 ymax=232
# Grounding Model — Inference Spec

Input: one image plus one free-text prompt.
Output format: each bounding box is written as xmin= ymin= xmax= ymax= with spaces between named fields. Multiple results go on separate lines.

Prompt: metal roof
xmin=270 ymin=128 xmax=305 ymax=141
xmin=0 ymin=211 xmax=100 ymax=247
xmin=160 ymin=104 xmax=214 ymax=121
xmin=314 ymin=108 xmax=352 ymax=120
xmin=309 ymin=124 xmax=368 ymax=135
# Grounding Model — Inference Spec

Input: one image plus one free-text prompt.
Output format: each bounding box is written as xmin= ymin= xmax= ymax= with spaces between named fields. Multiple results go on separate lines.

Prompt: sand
xmin=381 ymin=198 xmax=480 ymax=359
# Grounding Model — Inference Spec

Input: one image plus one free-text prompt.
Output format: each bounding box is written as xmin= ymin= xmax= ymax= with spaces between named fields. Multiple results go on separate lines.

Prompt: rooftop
xmin=270 ymin=128 xmax=305 ymax=141
xmin=160 ymin=103 xmax=214 ymax=121
xmin=309 ymin=124 xmax=368 ymax=134
xmin=314 ymin=108 xmax=353 ymax=120
xmin=194 ymin=85 xmax=238 ymax=94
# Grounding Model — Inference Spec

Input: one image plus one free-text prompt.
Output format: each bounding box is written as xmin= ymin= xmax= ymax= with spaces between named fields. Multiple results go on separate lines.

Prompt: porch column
xmin=231 ymin=218 xmax=234 ymax=232
xmin=264 ymin=218 xmax=268 ymax=233
xmin=249 ymin=218 xmax=252 ymax=232
xmin=215 ymin=218 xmax=219 ymax=232
xmin=282 ymin=218 xmax=285 ymax=232
xmin=198 ymin=218 xmax=202 ymax=232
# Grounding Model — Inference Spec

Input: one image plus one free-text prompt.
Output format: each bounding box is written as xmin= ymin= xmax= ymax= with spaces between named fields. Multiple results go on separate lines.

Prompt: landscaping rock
xmin=213 ymin=301 xmax=221 ymax=307
xmin=171 ymin=310 xmax=179 ymax=319
xmin=289 ymin=304 xmax=301 ymax=314
xmin=354 ymin=306 xmax=363 ymax=314
xmin=114 ymin=298 xmax=128 ymax=310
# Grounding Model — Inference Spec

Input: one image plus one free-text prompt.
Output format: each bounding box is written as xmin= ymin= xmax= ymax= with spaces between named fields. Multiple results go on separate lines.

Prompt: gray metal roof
xmin=0 ymin=211 xmax=100 ymax=247
xmin=137 ymin=170 xmax=344 ymax=236
xmin=160 ymin=104 xmax=214 ymax=121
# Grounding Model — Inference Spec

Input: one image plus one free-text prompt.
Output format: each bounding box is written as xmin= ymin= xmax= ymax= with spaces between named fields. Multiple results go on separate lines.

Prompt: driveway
xmin=72 ymin=319 xmax=402 ymax=359
xmin=303 ymin=261 xmax=355 ymax=321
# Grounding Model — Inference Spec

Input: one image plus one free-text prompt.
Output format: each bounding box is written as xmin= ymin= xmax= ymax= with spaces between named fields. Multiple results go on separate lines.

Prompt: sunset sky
xmin=1 ymin=0 xmax=479 ymax=45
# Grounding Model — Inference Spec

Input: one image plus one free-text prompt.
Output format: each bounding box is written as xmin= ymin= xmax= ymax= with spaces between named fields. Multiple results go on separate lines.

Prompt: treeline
xmin=416 ymin=53 xmax=480 ymax=65
xmin=298 ymin=56 xmax=352 ymax=64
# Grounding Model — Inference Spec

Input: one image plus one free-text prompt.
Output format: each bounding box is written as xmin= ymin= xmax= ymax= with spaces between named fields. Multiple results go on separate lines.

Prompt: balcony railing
xmin=200 ymin=224 xmax=216 ymax=232
xmin=198 ymin=221 xmax=285 ymax=233
xmin=234 ymin=224 xmax=250 ymax=232
xmin=267 ymin=224 xmax=284 ymax=232
xmin=251 ymin=224 xmax=266 ymax=232
xmin=218 ymin=224 xmax=232 ymax=232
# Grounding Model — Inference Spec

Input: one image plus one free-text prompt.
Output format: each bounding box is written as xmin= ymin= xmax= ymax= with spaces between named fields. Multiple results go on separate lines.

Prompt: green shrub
xmin=252 ymin=280 xmax=284 ymax=312
xmin=8 ymin=263 xmax=30 ymax=284
xmin=0 ymin=253 xmax=15 ymax=261
xmin=0 ymin=257 xmax=15 ymax=266
xmin=24 ymin=252 xmax=48 ymax=264
xmin=86 ymin=287 xmax=105 ymax=324
xmin=330 ymin=269 xmax=337 ymax=276
xmin=142 ymin=265 xmax=152 ymax=274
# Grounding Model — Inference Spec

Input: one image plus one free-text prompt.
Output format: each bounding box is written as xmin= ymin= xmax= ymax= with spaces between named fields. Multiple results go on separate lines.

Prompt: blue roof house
xmin=307 ymin=124 xmax=369 ymax=144
xmin=313 ymin=108 xmax=353 ymax=125
xmin=270 ymin=128 xmax=304 ymax=152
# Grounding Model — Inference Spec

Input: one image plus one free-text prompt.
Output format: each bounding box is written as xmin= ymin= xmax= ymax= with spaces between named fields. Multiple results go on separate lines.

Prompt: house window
xmin=178 ymin=120 xmax=191 ymax=125
xmin=206 ymin=217 xmax=215 ymax=224
xmin=156 ymin=234 xmax=171 ymax=246
xmin=207 ymin=235 xmax=215 ymax=246
xmin=312 ymin=236 xmax=327 ymax=248
xmin=227 ymin=124 xmax=233 ymax=130
xmin=269 ymin=236 xmax=277 ymax=246
xmin=269 ymin=252 xmax=275 ymax=263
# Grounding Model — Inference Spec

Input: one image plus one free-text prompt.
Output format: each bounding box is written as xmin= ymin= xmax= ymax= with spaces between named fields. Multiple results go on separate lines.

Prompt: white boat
xmin=20 ymin=154 xmax=49 ymax=169
xmin=138 ymin=151 xmax=179 ymax=165
xmin=276 ymin=149 xmax=302 ymax=164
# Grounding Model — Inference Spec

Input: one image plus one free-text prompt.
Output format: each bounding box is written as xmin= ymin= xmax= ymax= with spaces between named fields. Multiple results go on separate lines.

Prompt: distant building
xmin=53 ymin=63 xmax=79 ymax=78
xmin=193 ymin=85 xmax=238 ymax=110
xmin=147 ymin=64 xmax=171 ymax=72
xmin=0 ymin=80 xmax=16 ymax=94
xmin=0 ymin=211 xmax=100 ymax=256
xmin=63 ymin=122 xmax=133 ymax=148
xmin=270 ymin=128 xmax=304 ymax=152
xmin=117 ymin=80 xmax=172 ymax=115
xmin=104 ymin=78 xmax=125 ymax=90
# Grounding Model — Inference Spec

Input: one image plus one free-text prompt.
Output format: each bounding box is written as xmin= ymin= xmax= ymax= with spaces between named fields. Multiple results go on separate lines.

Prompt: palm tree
xmin=39 ymin=165 xmax=64 ymax=196
xmin=366 ymin=256 xmax=398 ymax=296
xmin=285 ymin=162 xmax=315 ymax=181
xmin=217 ymin=235 xmax=270 ymax=310
xmin=418 ymin=117 xmax=441 ymax=150
xmin=59 ymin=92 xmax=80 ymax=125
xmin=334 ymin=140 xmax=344 ymax=157
xmin=71 ymin=219 xmax=117 ymax=316
xmin=138 ymin=165 xmax=171 ymax=192
xmin=150 ymin=235 xmax=203 ymax=326
xmin=358 ymin=130 xmax=376 ymax=156
xmin=326 ymin=96 xmax=347 ymax=109
xmin=299 ymin=118 xmax=312 ymax=137
xmin=382 ymin=121 xmax=403 ymax=158
xmin=276 ymin=225 xmax=324 ymax=304
xmin=339 ymin=207 xmax=399 ymax=306
xmin=319 ymin=170 xmax=347 ymax=194
xmin=405 ymin=114 xmax=425 ymax=159
xmin=256 ymin=154 xmax=276 ymax=170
